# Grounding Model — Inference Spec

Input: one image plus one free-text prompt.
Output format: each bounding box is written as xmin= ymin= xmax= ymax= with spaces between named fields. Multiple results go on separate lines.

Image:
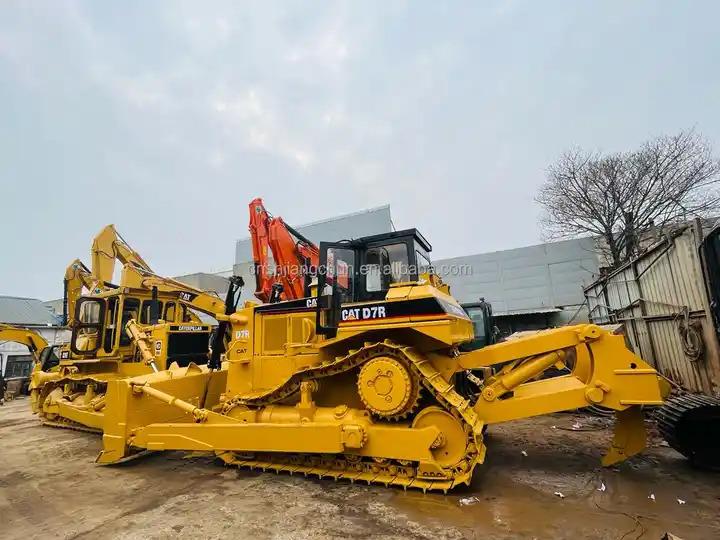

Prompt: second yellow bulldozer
xmin=30 ymin=224 xmax=242 ymax=431
xmin=96 ymin=228 xmax=666 ymax=491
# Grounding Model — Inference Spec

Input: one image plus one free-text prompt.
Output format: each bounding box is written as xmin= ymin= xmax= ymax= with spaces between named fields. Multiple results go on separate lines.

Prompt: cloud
xmin=213 ymin=88 xmax=315 ymax=170
xmin=1 ymin=1 xmax=719 ymax=299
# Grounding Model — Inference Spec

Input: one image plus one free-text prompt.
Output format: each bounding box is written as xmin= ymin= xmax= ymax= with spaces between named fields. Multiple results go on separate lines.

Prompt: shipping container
xmin=584 ymin=221 xmax=720 ymax=397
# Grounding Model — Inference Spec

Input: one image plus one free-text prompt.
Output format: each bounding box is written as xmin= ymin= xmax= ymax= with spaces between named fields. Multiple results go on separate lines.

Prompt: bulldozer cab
xmin=67 ymin=290 xmax=211 ymax=367
xmin=315 ymin=229 xmax=433 ymax=336
xmin=460 ymin=300 xmax=496 ymax=351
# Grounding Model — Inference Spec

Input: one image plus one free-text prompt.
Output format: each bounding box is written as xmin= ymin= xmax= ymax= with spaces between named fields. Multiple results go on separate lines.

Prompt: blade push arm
xmin=460 ymin=324 xmax=665 ymax=465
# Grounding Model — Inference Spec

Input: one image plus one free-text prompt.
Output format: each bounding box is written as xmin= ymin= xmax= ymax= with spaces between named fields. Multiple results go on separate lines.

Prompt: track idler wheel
xmin=412 ymin=406 xmax=467 ymax=468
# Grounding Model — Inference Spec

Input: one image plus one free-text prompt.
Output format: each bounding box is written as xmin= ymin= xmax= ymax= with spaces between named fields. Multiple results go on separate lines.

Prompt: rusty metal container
xmin=585 ymin=221 xmax=720 ymax=396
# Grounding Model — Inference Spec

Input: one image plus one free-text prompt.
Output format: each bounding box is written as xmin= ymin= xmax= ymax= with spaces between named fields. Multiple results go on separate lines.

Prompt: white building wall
xmin=436 ymin=237 xmax=599 ymax=318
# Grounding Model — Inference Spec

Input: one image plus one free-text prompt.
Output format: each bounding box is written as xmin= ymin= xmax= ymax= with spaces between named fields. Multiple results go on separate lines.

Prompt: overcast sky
xmin=1 ymin=1 xmax=718 ymax=300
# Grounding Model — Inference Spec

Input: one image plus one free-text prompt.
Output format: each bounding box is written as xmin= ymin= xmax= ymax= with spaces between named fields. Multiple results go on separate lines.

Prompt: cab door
xmin=70 ymin=298 xmax=106 ymax=356
xmin=315 ymin=242 xmax=356 ymax=337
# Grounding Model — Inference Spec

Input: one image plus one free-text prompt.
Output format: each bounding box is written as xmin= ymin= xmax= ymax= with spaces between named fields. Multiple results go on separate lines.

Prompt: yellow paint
xmin=98 ymin=277 xmax=665 ymax=491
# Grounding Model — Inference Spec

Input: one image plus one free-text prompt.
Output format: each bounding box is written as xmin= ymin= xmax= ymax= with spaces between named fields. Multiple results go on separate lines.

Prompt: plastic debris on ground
xmin=458 ymin=496 xmax=480 ymax=506
xmin=677 ymin=498 xmax=686 ymax=505
xmin=571 ymin=421 xmax=582 ymax=430
xmin=648 ymin=493 xmax=656 ymax=501
xmin=553 ymin=491 xmax=565 ymax=499
xmin=597 ymin=482 xmax=606 ymax=492
xmin=521 ymin=450 xmax=528 ymax=457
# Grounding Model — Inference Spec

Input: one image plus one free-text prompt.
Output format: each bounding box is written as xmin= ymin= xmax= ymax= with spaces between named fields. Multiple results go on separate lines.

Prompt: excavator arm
xmin=63 ymin=259 xmax=96 ymax=326
xmin=131 ymin=271 xmax=228 ymax=318
xmin=68 ymin=223 xmax=228 ymax=320
xmin=249 ymin=198 xmax=319 ymax=303
xmin=63 ymin=225 xmax=154 ymax=326
xmin=91 ymin=224 xmax=152 ymax=283
xmin=0 ymin=324 xmax=49 ymax=360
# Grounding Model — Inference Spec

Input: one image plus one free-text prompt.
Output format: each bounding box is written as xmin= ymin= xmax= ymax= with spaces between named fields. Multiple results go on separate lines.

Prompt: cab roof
xmin=339 ymin=228 xmax=432 ymax=253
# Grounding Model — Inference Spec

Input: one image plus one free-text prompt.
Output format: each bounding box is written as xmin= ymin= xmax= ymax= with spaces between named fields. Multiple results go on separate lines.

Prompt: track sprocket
xmin=357 ymin=355 xmax=421 ymax=420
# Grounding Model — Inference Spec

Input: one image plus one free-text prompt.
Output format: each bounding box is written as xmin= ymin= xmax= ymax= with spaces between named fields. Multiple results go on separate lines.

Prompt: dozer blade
xmin=601 ymin=406 xmax=647 ymax=466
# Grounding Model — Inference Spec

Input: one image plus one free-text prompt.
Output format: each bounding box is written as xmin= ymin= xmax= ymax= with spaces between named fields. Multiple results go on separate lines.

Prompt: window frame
xmin=70 ymin=297 xmax=106 ymax=356
xmin=360 ymin=237 xmax=418 ymax=302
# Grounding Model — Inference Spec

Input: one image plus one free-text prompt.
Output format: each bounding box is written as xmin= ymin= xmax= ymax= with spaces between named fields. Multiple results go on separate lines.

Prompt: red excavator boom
xmin=248 ymin=198 xmax=319 ymax=303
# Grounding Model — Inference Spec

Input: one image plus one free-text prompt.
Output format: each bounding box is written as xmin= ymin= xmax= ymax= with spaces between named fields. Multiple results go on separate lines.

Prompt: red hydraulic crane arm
xmin=248 ymin=198 xmax=319 ymax=303
xmin=268 ymin=217 xmax=319 ymax=300
xmin=249 ymin=198 xmax=274 ymax=303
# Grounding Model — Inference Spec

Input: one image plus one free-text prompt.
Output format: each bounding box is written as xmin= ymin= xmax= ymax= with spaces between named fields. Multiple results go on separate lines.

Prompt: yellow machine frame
xmin=95 ymin=227 xmax=665 ymax=491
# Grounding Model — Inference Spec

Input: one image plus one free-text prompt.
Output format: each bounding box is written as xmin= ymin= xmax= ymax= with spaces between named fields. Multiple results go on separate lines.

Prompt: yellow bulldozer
xmin=29 ymin=224 xmax=243 ymax=432
xmin=95 ymin=228 xmax=666 ymax=491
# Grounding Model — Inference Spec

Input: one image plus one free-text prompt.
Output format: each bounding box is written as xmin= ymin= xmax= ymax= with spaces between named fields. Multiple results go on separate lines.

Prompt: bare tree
xmin=537 ymin=130 xmax=720 ymax=267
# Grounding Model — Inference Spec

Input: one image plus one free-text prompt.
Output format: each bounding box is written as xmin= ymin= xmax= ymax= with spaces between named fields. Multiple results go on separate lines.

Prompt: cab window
xmin=104 ymin=297 xmax=118 ymax=353
xmin=73 ymin=298 xmax=104 ymax=353
xmin=164 ymin=302 xmax=177 ymax=322
xmin=326 ymin=247 xmax=354 ymax=303
xmin=141 ymin=300 xmax=164 ymax=324
xmin=80 ymin=299 xmax=102 ymax=325
xmin=364 ymin=243 xmax=410 ymax=292
xmin=5 ymin=354 xmax=33 ymax=379
xmin=416 ymin=250 xmax=431 ymax=275
xmin=119 ymin=298 xmax=141 ymax=346
xmin=467 ymin=308 xmax=487 ymax=344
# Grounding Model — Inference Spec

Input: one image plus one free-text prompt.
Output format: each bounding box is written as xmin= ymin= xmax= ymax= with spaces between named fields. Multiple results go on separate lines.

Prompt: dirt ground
xmin=1 ymin=398 xmax=718 ymax=540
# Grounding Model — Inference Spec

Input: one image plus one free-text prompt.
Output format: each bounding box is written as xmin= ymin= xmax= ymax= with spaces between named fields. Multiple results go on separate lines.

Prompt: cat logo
xmin=341 ymin=306 xmax=387 ymax=321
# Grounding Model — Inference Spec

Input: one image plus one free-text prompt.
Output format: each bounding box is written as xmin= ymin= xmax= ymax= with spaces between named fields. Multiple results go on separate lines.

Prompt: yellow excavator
xmin=95 ymin=228 xmax=667 ymax=491
xmin=0 ymin=324 xmax=52 ymax=400
xmin=29 ymin=224 xmax=243 ymax=432
xmin=62 ymin=224 xmax=153 ymax=327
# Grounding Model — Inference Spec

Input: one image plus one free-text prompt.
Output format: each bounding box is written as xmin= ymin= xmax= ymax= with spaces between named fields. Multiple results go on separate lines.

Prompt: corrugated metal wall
xmin=585 ymin=225 xmax=720 ymax=396
xmin=436 ymin=236 xmax=598 ymax=314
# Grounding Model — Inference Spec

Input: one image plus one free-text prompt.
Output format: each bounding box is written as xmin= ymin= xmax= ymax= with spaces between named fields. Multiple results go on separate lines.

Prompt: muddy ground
xmin=1 ymin=398 xmax=718 ymax=540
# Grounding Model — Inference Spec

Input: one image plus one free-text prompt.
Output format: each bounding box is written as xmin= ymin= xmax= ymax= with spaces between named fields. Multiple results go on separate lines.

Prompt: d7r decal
xmin=341 ymin=305 xmax=387 ymax=321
